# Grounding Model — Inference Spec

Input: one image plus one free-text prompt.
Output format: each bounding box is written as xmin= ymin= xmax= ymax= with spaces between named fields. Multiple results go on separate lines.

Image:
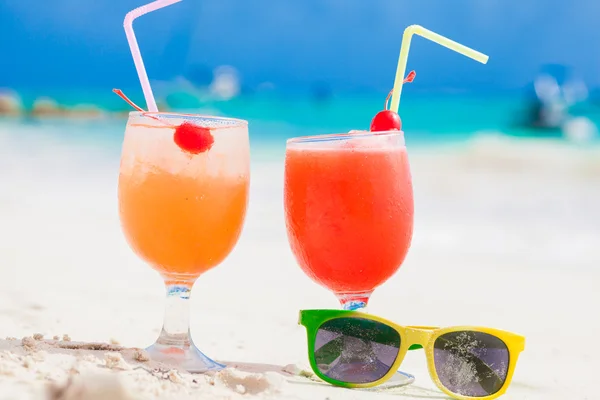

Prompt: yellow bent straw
xmin=390 ymin=25 xmax=489 ymax=113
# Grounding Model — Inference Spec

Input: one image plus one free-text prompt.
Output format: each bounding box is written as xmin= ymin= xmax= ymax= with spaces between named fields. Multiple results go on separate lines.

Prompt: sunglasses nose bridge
xmin=404 ymin=327 xmax=433 ymax=347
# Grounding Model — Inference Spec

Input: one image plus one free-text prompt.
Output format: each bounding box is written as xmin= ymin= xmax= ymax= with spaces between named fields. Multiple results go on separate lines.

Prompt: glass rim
xmin=286 ymin=130 xmax=404 ymax=145
xmin=128 ymin=111 xmax=248 ymax=126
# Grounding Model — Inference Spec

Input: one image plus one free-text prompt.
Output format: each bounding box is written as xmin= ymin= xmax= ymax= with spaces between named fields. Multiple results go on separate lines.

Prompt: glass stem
xmin=156 ymin=281 xmax=195 ymax=348
xmin=335 ymin=291 xmax=373 ymax=312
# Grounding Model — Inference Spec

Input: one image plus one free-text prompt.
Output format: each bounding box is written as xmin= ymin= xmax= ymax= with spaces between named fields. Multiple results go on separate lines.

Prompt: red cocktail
xmin=284 ymin=131 xmax=413 ymax=310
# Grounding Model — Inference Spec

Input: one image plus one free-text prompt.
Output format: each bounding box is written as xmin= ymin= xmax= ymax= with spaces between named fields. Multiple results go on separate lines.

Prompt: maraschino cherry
xmin=370 ymin=109 xmax=402 ymax=132
xmin=113 ymin=89 xmax=214 ymax=154
xmin=369 ymin=70 xmax=416 ymax=132
xmin=173 ymin=122 xmax=214 ymax=154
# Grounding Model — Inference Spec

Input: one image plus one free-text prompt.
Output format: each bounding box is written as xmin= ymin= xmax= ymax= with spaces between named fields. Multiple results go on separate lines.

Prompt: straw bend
xmin=389 ymin=24 xmax=489 ymax=113
xmin=124 ymin=0 xmax=182 ymax=26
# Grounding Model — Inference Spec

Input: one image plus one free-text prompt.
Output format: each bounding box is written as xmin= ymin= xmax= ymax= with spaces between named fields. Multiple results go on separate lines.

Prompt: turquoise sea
xmin=5 ymin=88 xmax=600 ymax=156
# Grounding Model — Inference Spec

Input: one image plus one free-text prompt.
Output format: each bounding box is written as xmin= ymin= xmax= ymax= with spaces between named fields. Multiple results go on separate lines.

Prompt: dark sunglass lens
xmin=314 ymin=317 xmax=401 ymax=384
xmin=434 ymin=331 xmax=509 ymax=397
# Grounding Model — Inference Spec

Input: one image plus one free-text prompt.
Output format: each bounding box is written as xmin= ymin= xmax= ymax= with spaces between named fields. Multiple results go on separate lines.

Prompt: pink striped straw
xmin=123 ymin=0 xmax=182 ymax=112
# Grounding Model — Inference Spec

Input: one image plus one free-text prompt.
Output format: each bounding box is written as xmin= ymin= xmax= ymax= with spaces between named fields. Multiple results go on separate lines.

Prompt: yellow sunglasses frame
xmin=299 ymin=309 xmax=525 ymax=400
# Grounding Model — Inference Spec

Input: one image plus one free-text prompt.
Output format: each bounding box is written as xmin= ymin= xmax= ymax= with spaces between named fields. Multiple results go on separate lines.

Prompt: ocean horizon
xmin=3 ymin=88 xmax=600 ymax=153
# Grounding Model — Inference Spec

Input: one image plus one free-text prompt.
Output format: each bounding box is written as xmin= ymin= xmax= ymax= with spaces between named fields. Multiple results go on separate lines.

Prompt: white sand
xmin=0 ymin=124 xmax=599 ymax=399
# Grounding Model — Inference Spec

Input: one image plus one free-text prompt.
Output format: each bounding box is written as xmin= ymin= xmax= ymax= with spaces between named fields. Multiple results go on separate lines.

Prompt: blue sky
xmin=1 ymin=0 xmax=598 ymax=95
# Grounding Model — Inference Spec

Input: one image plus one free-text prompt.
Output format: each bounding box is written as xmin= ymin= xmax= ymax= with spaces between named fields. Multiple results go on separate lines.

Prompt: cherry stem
xmin=384 ymin=70 xmax=417 ymax=110
xmin=112 ymin=89 xmax=173 ymax=127
xmin=113 ymin=89 xmax=145 ymax=112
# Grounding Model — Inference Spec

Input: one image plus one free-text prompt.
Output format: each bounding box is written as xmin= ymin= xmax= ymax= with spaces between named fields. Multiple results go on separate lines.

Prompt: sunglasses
xmin=299 ymin=310 xmax=525 ymax=400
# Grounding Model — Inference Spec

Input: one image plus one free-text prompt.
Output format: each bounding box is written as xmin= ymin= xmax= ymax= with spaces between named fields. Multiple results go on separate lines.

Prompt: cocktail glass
xmin=118 ymin=112 xmax=250 ymax=372
xmin=284 ymin=130 xmax=414 ymax=387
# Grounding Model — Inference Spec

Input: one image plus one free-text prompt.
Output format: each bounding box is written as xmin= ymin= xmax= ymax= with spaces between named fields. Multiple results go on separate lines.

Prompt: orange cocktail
xmin=284 ymin=131 xmax=413 ymax=309
xmin=119 ymin=125 xmax=248 ymax=278
xmin=118 ymin=112 xmax=249 ymax=372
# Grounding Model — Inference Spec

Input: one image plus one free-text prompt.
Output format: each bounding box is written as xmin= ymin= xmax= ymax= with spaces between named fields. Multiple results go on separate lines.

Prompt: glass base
xmin=361 ymin=370 xmax=415 ymax=391
xmin=145 ymin=341 xmax=225 ymax=373
xmin=146 ymin=283 xmax=224 ymax=373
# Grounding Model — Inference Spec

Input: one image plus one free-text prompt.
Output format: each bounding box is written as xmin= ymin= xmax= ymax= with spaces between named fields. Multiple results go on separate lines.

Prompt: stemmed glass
xmin=284 ymin=130 xmax=414 ymax=387
xmin=118 ymin=112 xmax=250 ymax=372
